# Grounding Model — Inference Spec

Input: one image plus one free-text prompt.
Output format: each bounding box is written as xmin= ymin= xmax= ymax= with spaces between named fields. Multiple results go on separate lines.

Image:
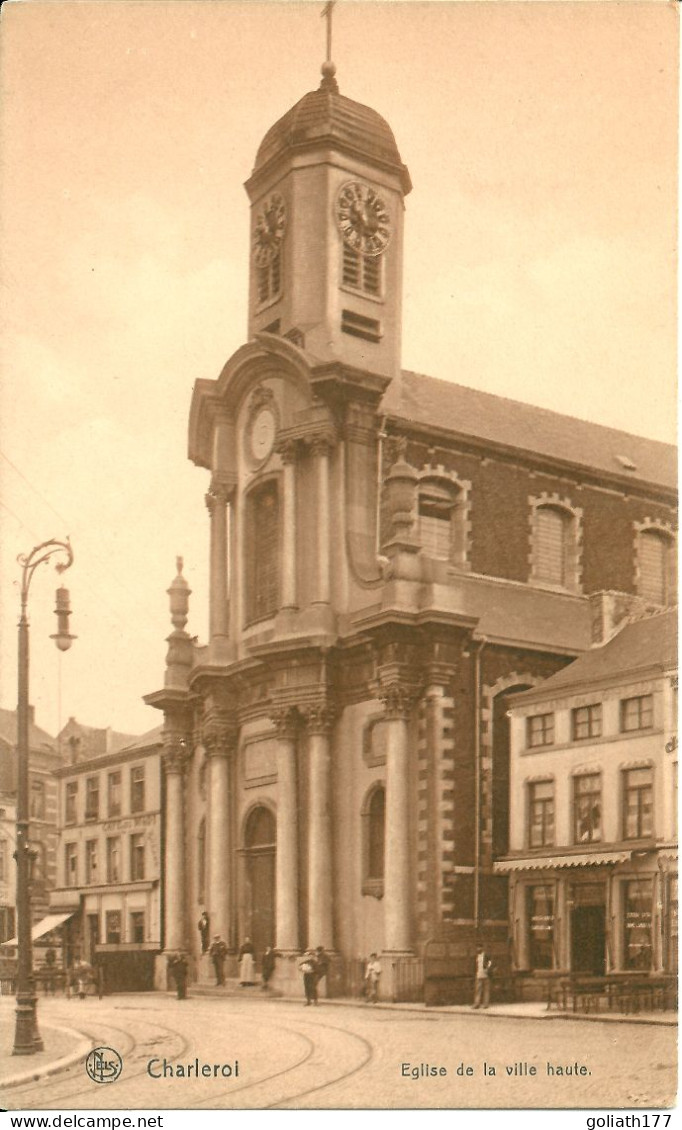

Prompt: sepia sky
xmin=0 ymin=0 xmax=677 ymax=738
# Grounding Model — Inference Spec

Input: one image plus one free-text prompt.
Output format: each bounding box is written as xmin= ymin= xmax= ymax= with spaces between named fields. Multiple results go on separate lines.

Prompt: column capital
xmin=202 ymin=711 xmax=237 ymax=758
xmin=270 ymin=705 xmax=301 ymax=740
xmin=309 ymin=433 xmax=335 ymax=458
xmin=276 ymin=438 xmax=300 ymax=465
xmin=205 ymin=475 xmax=235 ymax=513
xmin=376 ymin=680 xmax=420 ymax=721
xmin=161 ymin=733 xmax=191 ymax=775
xmin=301 ymin=701 xmax=336 ymax=735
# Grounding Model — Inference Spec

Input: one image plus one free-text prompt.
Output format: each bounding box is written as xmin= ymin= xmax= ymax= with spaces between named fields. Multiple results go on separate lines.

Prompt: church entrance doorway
xmin=243 ymin=806 xmax=276 ymax=961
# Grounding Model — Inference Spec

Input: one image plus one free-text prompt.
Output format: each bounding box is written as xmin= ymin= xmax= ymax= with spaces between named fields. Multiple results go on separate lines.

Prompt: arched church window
xmin=245 ymin=805 xmax=276 ymax=849
xmin=534 ymin=506 xmax=569 ymax=585
xmin=362 ymin=783 xmax=385 ymax=897
xmin=418 ymin=480 xmax=458 ymax=561
xmin=243 ymin=806 xmax=276 ymax=956
xmin=245 ymin=480 xmax=280 ymax=623
xmin=529 ymin=498 xmax=581 ymax=591
xmin=636 ymin=527 xmax=676 ymax=606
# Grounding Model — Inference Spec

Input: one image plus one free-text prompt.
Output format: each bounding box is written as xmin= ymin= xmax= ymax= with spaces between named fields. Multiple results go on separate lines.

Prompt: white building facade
xmin=496 ymin=609 xmax=677 ymax=986
xmin=50 ymin=729 xmax=163 ymax=989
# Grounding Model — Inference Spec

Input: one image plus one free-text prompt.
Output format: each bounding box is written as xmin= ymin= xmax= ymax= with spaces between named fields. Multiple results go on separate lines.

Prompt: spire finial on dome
xmin=320 ymin=2 xmax=339 ymax=92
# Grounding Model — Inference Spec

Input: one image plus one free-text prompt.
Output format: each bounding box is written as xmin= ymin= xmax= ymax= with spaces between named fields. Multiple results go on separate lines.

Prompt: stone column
xmin=204 ymin=719 xmax=236 ymax=946
xmin=205 ymin=479 xmax=231 ymax=659
xmin=272 ymin=707 xmax=300 ymax=951
xmin=312 ymin=439 xmax=331 ymax=605
xmin=162 ymin=737 xmax=189 ymax=953
xmin=305 ymin=703 xmax=335 ymax=948
xmin=380 ymin=684 xmax=415 ymax=953
xmin=280 ymin=443 xmax=298 ymax=610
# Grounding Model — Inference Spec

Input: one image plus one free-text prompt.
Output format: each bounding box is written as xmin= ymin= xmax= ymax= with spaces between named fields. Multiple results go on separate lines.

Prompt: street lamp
xmin=13 ymin=538 xmax=75 ymax=1056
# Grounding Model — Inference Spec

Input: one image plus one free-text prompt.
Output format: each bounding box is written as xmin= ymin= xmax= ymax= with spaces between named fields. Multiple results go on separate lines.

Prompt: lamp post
xmin=13 ymin=538 xmax=75 ymax=1056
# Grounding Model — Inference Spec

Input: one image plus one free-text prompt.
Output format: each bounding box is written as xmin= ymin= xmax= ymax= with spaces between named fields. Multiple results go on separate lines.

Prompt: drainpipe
xmin=376 ymin=417 xmax=387 ymax=558
xmin=471 ymin=635 xmax=487 ymax=935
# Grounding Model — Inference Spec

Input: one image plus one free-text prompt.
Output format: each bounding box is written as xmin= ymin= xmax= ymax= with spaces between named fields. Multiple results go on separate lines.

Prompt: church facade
xmin=145 ymin=63 xmax=676 ymax=998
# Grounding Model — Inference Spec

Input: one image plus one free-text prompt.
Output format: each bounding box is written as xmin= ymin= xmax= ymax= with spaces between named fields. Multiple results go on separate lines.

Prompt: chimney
xmin=590 ymin=591 xmax=647 ymax=646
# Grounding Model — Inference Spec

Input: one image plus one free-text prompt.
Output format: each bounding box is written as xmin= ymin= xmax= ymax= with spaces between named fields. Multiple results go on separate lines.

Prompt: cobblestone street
xmin=1 ymin=993 xmax=676 ymax=1111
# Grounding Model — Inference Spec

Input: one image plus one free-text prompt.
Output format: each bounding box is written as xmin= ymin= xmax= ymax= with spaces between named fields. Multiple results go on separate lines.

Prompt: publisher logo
xmin=86 ymin=1046 xmax=123 ymax=1083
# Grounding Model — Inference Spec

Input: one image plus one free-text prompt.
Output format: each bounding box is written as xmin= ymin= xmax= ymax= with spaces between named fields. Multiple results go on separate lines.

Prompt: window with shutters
xmin=417 ymin=474 xmax=470 ymax=566
xmin=256 ymin=253 xmax=281 ymax=307
xmin=245 ymin=480 xmax=280 ymax=623
xmin=636 ymin=527 xmax=675 ymax=606
xmin=342 ymin=246 xmax=383 ymax=297
xmin=535 ymin=506 xmax=568 ymax=584
xmin=530 ymin=497 xmax=581 ymax=591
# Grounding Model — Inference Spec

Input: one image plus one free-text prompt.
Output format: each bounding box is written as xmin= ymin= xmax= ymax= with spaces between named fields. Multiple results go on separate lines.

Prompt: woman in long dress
xmin=238 ymin=937 xmax=256 ymax=985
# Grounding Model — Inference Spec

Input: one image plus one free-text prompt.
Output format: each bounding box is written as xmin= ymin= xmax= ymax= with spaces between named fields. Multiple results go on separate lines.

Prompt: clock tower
xmin=245 ymin=62 xmax=411 ymax=382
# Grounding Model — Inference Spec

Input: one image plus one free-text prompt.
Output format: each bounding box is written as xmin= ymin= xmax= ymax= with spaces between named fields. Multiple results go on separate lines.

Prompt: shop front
xmin=497 ymin=850 xmax=677 ymax=998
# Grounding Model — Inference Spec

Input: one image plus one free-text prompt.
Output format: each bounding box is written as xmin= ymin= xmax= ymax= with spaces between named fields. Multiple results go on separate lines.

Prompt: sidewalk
xmin=0 ymin=999 xmax=91 ymax=1093
xmin=188 ymin=980 xmax=679 ymax=1025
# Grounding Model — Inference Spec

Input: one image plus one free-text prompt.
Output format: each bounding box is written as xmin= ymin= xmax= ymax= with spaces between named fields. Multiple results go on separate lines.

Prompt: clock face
xmin=336 ymin=181 xmax=391 ymax=257
xmin=253 ymin=194 xmax=286 ymax=266
xmin=250 ymin=407 xmax=276 ymax=462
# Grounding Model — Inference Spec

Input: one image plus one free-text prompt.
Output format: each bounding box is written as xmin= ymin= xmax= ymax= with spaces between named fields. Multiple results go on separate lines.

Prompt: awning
xmin=1 ymin=912 xmax=74 ymax=947
xmin=493 ymin=851 xmax=631 ymax=873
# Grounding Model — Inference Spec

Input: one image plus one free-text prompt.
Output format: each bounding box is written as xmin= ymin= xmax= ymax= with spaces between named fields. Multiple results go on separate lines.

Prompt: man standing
xmin=168 ymin=952 xmax=189 ymax=1000
xmin=209 ymin=934 xmax=227 ymax=986
xmin=314 ymin=945 xmax=329 ymax=999
xmin=472 ymin=944 xmax=492 ymax=1009
xmin=261 ymin=946 xmax=276 ymax=991
xmin=299 ymin=950 xmax=317 ymax=1005
xmin=198 ymin=911 xmax=210 ymax=954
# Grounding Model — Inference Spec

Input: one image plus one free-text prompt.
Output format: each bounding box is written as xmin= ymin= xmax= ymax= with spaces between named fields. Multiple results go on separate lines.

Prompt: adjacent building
xmin=50 ymin=726 xmax=163 ymax=990
xmin=0 ymin=707 xmax=64 ymax=940
xmin=495 ymin=608 xmax=677 ymax=987
xmin=144 ymin=62 xmax=677 ymax=997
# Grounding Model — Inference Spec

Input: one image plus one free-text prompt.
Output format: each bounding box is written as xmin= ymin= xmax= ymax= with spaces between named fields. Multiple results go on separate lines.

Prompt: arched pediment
xmin=188 ymin=334 xmax=316 ymax=469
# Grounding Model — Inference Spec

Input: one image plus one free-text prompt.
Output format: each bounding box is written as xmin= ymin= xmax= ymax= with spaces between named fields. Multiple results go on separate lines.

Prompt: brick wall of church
xmin=384 ymin=433 xmax=676 ymax=594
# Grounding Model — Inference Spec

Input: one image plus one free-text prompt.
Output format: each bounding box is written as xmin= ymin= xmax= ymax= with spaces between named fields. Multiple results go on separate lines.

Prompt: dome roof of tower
xmin=251 ymin=70 xmax=412 ymax=195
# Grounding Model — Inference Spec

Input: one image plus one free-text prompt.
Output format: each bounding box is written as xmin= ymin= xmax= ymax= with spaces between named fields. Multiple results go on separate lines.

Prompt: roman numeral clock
xmin=336 ymin=181 xmax=391 ymax=256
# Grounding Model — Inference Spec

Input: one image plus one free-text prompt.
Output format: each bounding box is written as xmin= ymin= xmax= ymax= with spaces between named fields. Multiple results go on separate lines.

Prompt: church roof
xmin=510 ymin=608 xmax=677 ymax=700
xmin=383 ymin=370 xmax=677 ymax=491
xmin=252 ymin=74 xmax=411 ymax=194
